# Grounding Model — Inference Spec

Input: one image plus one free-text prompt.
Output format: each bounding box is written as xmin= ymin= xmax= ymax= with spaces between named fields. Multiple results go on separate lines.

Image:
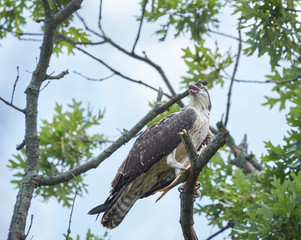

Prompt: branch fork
xmin=178 ymin=130 xmax=228 ymax=240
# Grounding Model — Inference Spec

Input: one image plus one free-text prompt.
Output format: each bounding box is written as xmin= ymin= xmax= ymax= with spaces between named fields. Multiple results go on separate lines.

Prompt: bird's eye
xmin=197 ymin=83 xmax=203 ymax=88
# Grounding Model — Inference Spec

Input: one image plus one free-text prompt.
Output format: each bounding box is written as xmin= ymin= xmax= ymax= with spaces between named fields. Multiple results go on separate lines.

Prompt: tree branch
xmin=45 ymin=70 xmax=69 ymax=80
xmin=53 ymin=0 xmax=83 ymax=25
xmin=11 ymin=66 xmax=20 ymax=104
xmin=0 ymin=96 xmax=26 ymax=114
xmin=206 ymin=220 xmax=235 ymax=240
xmin=65 ymin=176 xmax=78 ymax=240
xmin=132 ymin=0 xmax=148 ymax=53
xmin=34 ymin=90 xmax=189 ymax=186
xmin=217 ymin=122 xmax=262 ymax=173
xmin=224 ymin=24 xmax=242 ymax=126
xmin=73 ymin=68 xmax=171 ymax=98
xmin=179 ymin=131 xmax=228 ymax=240
xmin=73 ymin=11 xmax=184 ymax=107
xmin=103 ymin=37 xmax=184 ymax=106
xmin=8 ymin=1 xmax=84 ymax=239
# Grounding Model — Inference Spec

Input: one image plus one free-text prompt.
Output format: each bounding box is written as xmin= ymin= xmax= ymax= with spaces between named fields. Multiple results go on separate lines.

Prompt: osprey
xmin=88 ymin=81 xmax=211 ymax=229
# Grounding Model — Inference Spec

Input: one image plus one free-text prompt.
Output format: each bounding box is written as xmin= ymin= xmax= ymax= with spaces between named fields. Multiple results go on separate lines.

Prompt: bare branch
xmin=222 ymin=73 xmax=301 ymax=84
xmin=206 ymin=220 xmax=235 ymax=240
xmin=156 ymin=87 xmax=163 ymax=104
xmin=74 ymin=47 xmax=172 ymax=98
xmin=132 ymin=0 xmax=148 ymax=53
xmin=103 ymin=37 xmax=184 ymax=106
xmin=74 ymin=71 xmax=115 ymax=81
xmin=217 ymin=122 xmax=262 ymax=173
xmin=224 ymin=24 xmax=242 ymax=126
xmin=208 ymin=29 xmax=243 ymax=42
xmin=11 ymin=66 xmax=20 ymax=104
xmin=34 ymin=90 xmax=189 ymax=187
xmin=39 ymin=81 xmax=51 ymax=92
xmin=98 ymin=0 xmax=105 ymax=35
xmin=73 ymin=5 xmax=184 ymax=106
xmin=24 ymin=215 xmax=34 ymax=240
xmin=16 ymin=140 xmax=26 ymax=151
xmin=0 ymin=96 xmax=26 ymax=114
xmin=45 ymin=70 xmax=69 ymax=80
xmin=284 ymin=7 xmax=301 ymax=13
xmin=65 ymin=176 xmax=78 ymax=240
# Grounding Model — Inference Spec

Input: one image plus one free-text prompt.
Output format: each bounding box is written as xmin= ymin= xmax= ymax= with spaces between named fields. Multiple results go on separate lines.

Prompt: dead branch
xmin=217 ymin=121 xmax=262 ymax=173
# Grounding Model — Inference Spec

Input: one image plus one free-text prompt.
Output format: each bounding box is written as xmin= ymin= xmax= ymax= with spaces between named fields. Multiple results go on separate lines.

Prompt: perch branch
xmin=34 ymin=90 xmax=189 ymax=186
xmin=179 ymin=131 xmax=228 ymax=240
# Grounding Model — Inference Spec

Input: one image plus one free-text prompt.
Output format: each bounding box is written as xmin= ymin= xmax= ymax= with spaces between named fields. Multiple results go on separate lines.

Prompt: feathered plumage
xmin=88 ymin=81 xmax=211 ymax=229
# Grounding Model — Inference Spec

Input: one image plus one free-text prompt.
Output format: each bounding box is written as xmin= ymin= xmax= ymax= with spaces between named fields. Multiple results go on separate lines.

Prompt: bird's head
xmin=188 ymin=80 xmax=211 ymax=111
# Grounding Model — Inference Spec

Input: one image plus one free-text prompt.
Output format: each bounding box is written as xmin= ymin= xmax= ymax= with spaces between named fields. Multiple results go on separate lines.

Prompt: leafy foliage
xmin=145 ymin=0 xmax=222 ymax=41
xmin=0 ymin=0 xmax=91 ymax=55
xmin=181 ymin=39 xmax=233 ymax=88
xmin=64 ymin=229 xmax=110 ymax=240
xmin=7 ymin=100 xmax=105 ymax=207
xmin=233 ymin=0 xmax=301 ymax=69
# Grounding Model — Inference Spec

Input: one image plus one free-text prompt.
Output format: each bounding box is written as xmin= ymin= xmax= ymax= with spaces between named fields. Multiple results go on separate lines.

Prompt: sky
xmin=0 ymin=1 xmax=290 ymax=240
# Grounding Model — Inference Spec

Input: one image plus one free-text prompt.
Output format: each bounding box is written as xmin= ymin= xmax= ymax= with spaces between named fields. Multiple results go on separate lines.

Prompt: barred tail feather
xmin=101 ymin=190 xmax=138 ymax=229
xmin=88 ymin=186 xmax=139 ymax=229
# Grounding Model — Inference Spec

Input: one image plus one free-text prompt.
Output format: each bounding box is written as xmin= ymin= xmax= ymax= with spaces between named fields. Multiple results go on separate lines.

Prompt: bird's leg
xmin=166 ymin=149 xmax=187 ymax=176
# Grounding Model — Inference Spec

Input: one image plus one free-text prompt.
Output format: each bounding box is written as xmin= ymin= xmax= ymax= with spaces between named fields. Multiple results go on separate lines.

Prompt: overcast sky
xmin=0 ymin=1 xmax=289 ymax=239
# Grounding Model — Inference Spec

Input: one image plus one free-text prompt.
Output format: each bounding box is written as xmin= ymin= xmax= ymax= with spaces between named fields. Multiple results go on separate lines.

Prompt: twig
xmin=24 ymin=214 xmax=34 ymax=239
xmin=156 ymin=87 xmax=163 ymax=104
xmin=224 ymin=23 xmax=242 ymax=126
xmin=40 ymin=81 xmax=51 ymax=91
xmin=284 ymin=7 xmax=301 ymax=13
xmin=34 ymin=89 xmax=189 ymax=187
xmin=16 ymin=140 xmax=26 ymax=150
xmin=206 ymin=220 xmax=235 ymax=240
xmin=11 ymin=66 xmax=20 ymax=104
xmin=98 ymin=0 xmax=105 ymax=35
xmin=45 ymin=70 xmax=69 ymax=80
xmin=102 ymin=37 xmax=184 ymax=106
xmin=74 ymin=71 xmax=115 ymax=81
xmin=208 ymin=29 xmax=243 ymax=42
xmin=132 ymin=0 xmax=148 ymax=53
xmin=65 ymin=176 xmax=78 ymax=240
xmin=0 ymin=96 xmax=26 ymax=114
xmin=222 ymin=73 xmax=301 ymax=84
xmin=74 ymin=47 xmax=172 ymax=98
xmin=74 ymin=4 xmax=184 ymax=107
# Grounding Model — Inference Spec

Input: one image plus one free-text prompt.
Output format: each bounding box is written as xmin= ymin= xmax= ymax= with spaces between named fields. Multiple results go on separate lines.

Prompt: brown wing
xmin=110 ymin=108 xmax=197 ymax=194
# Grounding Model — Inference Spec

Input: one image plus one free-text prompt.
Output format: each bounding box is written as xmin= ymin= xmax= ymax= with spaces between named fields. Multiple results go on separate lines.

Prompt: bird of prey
xmin=88 ymin=80 xmax=211 ymax=229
